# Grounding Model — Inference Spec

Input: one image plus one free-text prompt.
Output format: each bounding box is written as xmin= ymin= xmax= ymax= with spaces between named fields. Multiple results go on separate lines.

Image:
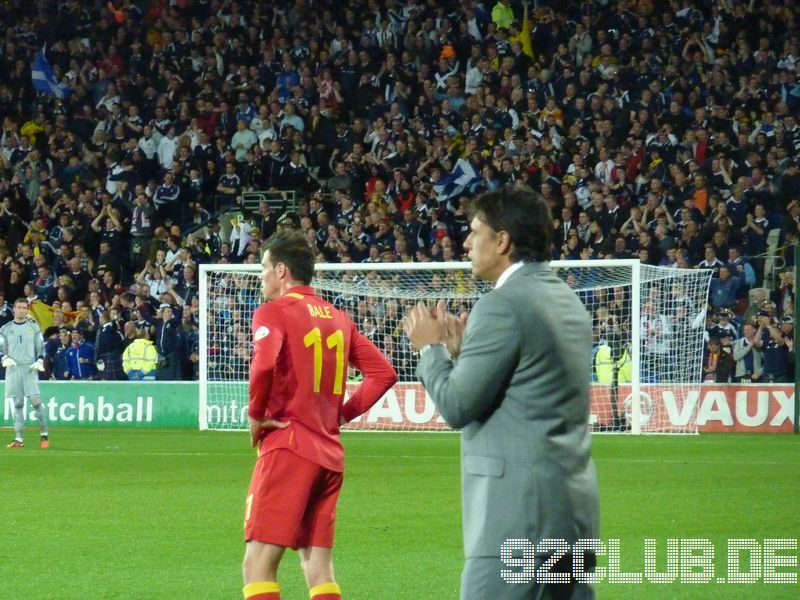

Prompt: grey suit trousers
xmin=461 ymin=557 xmax=595 ymax=600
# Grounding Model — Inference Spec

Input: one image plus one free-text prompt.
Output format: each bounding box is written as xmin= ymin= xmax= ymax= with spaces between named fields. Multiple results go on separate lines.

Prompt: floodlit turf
xmin=1 ymin=429 xmax=798 ymax=599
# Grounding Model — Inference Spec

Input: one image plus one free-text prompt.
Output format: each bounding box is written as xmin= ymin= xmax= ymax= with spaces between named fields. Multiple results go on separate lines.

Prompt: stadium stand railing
xmin=240 ymin=190 xmax=296 ymax=214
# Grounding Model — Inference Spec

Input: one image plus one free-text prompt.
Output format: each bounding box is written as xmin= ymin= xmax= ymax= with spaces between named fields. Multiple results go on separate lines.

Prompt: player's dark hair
xmin=469 ymin=185 xmax=552 ymax=262
xmin=265 ymin=231 xmax=315 ymax=285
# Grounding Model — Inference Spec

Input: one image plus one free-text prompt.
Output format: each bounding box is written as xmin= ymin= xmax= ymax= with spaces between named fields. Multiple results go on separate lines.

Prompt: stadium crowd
xmin=0 ymin=0 xmax=797 ymax=382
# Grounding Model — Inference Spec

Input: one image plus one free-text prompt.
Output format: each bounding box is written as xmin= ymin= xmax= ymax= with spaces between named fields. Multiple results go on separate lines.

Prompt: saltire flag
xmin=31 ymin=50 xmax=71 ymax=99
xmin=433 ymin=158 xmax=481 ymax=200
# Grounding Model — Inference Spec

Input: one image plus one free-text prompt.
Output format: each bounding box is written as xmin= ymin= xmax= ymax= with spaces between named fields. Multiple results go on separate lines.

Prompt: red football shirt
xmin=249 ymin=285 xmax=397 ymax=471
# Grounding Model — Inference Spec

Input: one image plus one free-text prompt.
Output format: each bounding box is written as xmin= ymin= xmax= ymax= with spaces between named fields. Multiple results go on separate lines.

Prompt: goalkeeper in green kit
xmin=1 ymin=299 xmax=48 ymax=448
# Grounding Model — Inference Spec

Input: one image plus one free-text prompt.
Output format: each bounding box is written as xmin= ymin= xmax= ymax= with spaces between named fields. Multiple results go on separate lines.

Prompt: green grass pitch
xmin=1 ymin=429 xmax=798 ymax=599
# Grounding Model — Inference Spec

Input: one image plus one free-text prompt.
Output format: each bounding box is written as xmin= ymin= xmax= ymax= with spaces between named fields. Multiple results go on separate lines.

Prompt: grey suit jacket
xmin=417 ymin=262 xmax=600 ymax=559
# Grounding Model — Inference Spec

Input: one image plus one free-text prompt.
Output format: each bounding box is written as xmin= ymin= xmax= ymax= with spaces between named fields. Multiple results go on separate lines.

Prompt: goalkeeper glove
xmin=30 ymin=359 xmax=45 ymax=372
xmin=1 ymin=356 xmax=17 ymax=368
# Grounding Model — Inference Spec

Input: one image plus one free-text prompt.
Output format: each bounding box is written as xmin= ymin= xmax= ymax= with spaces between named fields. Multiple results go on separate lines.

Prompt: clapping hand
xmin=403 ymin=302 xmax=445 ymax=352
xmin=403 ymin=300 xmax=467 ymax=357
xmin=438 ymin=300 xmax=468 ymax=358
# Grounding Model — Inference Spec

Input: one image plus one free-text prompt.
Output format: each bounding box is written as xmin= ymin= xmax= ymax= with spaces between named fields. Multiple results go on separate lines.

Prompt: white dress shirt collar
xmin=495 ymin=261 xmax=525 ymax=289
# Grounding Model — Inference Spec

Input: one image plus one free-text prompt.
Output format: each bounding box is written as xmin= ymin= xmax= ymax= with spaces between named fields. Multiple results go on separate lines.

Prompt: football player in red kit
xmin=242 ymin=232 xmax=397 ymax=600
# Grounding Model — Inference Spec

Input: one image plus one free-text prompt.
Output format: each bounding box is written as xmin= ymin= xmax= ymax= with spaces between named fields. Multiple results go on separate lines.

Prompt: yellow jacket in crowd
xmin=122 ymin=338 xmax=158 ymax=380
xmin=595 ymin=344 xmax=632 ymax=384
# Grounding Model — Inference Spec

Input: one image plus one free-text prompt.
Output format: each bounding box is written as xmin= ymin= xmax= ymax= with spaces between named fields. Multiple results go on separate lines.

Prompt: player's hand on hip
xmin=30 ymin=359 xmax=45 ymax=372
xmin=249 ymin=416 xmax=289 ymax=447
xmin=1 ymin=356 xmax=17 ymax=368
xmin=403 ymin=301 xmax=445 ymax=351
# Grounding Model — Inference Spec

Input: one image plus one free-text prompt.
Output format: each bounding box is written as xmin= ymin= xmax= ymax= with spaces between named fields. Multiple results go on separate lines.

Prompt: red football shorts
xmin=244 ymin=449 xmax=343 ymax=549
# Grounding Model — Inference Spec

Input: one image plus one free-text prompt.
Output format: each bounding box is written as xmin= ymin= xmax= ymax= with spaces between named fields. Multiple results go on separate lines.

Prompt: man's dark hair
xmin=121 ymin=292 xmax=136 ymax=305
xmin=264 ymin=231 xmax=315 ymax=285
xmin=469 ymin=185 xmax=552 ymax=262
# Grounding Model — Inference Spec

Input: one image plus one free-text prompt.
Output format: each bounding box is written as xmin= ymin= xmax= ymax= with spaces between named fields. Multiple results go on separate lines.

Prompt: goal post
xmin=199 ymin=260 xmax=712 ymax=434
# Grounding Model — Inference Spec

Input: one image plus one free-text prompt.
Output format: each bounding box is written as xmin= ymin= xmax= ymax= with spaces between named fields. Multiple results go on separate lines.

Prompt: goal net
xmin=199 ymin=260 xmax=712 ymax=434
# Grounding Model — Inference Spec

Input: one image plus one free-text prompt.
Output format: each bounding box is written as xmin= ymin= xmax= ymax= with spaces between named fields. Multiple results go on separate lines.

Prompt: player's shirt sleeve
xmin=249 ymin=304 xmax=285 ymax=420
xmin=341 ymin=324 xmax=398 ymax=423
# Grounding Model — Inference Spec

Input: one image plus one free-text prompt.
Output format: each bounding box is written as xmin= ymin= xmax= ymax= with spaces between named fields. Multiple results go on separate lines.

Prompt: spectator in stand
xmin=130 ymin=191 xmax=155 ymax=258
xmin=757 ymin=310 xmax=789 ymax=383
xmin=709 ymin=266 xmax=741 ymax=311
xmin=135 ymin=261 xmax=170 ymax=298
xmin=216 ymin=162 xmax=242 ymax=207
xmin=728 ymin=246 xmax=756 ymax=292
xmin=153 ymin=172 xmax=181 ymax=228
xmin=181 ymin=310 xmax=200 ymax=380
xmin=65 ymin=328 xmax=96 ymax=380
xmin=283 ymin=150 xmax=311 ymax=191
xmin=232 ymin=120 xmax=259 ymax=164
xmin=157 ymin=126 xmax=179 ymax=172
xmin=121 ymin=321 xmax=138 ymax=352
xmin=149 ymin=302 xmax=182 ymax=381
xmin=95 ymin=311 xmax=125 ymax=380
xmin=702 ymin=337 xmax=733 ymax=383
xmin=743 ymin=288 xmax=768 ymax=326
xmin=74 ymin=301 xmax=98 ymax=343
xmin=732 ymin=323 xmax=764 ymax=384
xmin=252 ymin=202 xmax=279 ymax=241
xmin=173 ymin=264 xmax=199 ymax=306
xmin=49 ymin=326 xmax=72 ymax=381
xmin=771 ymin=271 xmax=795 ymax=318
xmin=697 ymin=245 xmax=725 ymax=277
xmin=34 ymin=264 xmax=57 ymax=304
xmin=228 ymin=214 xmax=253 ymax=259
xmin=122 ymin=328 xmax=158 ymax=381
xmin=707 ymin=307 xmax=739 ymax=344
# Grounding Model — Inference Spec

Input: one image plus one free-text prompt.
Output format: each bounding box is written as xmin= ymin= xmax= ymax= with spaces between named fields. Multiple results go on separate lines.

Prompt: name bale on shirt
xmin=308 ymin=304 xmax=332 ymax=319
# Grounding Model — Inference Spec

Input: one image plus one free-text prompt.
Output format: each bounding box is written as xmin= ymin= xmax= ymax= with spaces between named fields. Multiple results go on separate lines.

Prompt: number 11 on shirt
xmin=303 ymin=327 xmax=345 ymax=394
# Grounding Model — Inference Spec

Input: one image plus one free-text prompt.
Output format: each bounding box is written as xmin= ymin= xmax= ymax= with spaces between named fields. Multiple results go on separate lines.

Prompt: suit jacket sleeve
xmin=416 ymin=292 xmax=520 ymax=429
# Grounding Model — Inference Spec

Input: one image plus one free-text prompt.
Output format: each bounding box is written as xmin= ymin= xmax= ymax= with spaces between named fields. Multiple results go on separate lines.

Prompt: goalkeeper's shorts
xmin=244 ymin=449 xmax=342 ymax=549
xmin=5 ymin=365 xmax=41 ymax=399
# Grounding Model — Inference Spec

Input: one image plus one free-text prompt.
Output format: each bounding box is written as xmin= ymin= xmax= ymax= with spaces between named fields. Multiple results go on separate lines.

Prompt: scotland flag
xmin=433 ymin=158 xmax=481 ymax=200
xmin=31 ymin=50 xmax=71 ymax=99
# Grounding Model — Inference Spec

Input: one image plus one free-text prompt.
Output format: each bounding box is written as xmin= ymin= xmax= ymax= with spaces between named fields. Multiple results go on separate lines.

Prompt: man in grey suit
xmin=404 ymin=186 xmax=599 ymax=599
